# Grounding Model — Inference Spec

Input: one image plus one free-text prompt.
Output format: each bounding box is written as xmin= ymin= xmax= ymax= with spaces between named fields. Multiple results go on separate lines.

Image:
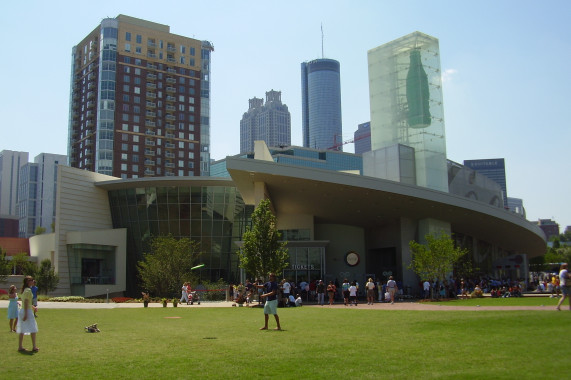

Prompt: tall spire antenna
xmin=321 ymin=23 xmax=324 ymax=58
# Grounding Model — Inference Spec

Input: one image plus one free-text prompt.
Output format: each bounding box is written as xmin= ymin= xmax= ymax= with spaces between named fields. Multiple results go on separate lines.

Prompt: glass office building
xmin=301 ymin=59 xmax=343 ymax=151
xmin=464 ymin=158 xmax=508 ymax=206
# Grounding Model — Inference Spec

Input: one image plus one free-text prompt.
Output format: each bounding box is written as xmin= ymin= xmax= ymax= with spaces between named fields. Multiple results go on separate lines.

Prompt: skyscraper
xmin=368 ymin=32 xmax=447 ymax=192
xmin=0 ymin=150 xmax=29 ymax=216
xmin=240 ymin=90 xmax=291 ymax=154
xmin=301 ymin=58 xmax=342 ymax=151
xmin=68 ymin=15 xmax=213 ymax=179
xmin=464 ymin=158 xmax=508 ymax=206
xmin=17 ymin=153 xmax=67 ymax=237
xmin=353 ymin=122 xmax=371 ymax=155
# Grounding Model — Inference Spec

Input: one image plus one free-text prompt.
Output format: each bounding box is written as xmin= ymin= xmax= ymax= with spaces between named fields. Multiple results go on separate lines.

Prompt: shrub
xmin=112 ymin=297 xmax=134 ymax=303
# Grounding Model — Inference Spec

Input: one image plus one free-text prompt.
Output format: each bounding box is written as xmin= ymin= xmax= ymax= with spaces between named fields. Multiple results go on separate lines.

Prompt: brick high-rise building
xmin=68 ymin=15 xmax=213 ymax=178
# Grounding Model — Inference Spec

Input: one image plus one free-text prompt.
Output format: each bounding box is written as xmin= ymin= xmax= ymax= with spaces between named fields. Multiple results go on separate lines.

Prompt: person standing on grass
xmin=556 ymin=263 xmax=570 ymax=311
xmin=17 ymin=276 xmax=39 ymax=353
xmin=254 ymin=273 xmax=281 ymax=330
xmin=180 ymin=282 xmax=189 ymax=304
xmin=7 ymin=285 xmax=19 ymax=332
xmin=386 ymin=276 xmax=398 ymax=304
xmin=31 ymin=280 xmax=38 ymax=317
xmin=281 ymin=279 xmax=291 ymax=307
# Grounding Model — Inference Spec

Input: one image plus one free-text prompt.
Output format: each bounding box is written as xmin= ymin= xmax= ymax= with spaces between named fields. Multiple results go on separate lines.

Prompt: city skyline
xmin=1 ymin=1 xmax=570 ymax=229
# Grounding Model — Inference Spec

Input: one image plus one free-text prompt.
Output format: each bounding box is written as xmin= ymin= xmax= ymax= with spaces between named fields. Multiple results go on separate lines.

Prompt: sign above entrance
xmin=345 ymin=251 xmax=360 ymax=267
xmin=291 ymin=264 xmax=315 ymax=270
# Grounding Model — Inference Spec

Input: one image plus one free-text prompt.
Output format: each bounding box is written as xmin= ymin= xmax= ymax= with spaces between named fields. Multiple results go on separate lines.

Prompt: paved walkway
xmin=0 ymin=300 xmax=562 ymax=311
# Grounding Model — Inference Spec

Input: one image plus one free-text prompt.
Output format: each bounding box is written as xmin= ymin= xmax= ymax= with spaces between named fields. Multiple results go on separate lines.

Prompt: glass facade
xmin=108 ymin=184 xmax=252 ymax=295
xmin=301 ymin=59 xmax=343 ymax=151
xmin=283 ymin=246 xmax=325 ymax=286
xmin=68 ymin=243 xmax=116 ymax=295
xmin=200 ymin=41 xmax=214 ymax=176
xmin=96 ymin=19 xmax=118 ymax=175
xmin=272 ymin=147 xmax=362 ymax=173
xmin=368 ymin=32 xmax=448 ymax=192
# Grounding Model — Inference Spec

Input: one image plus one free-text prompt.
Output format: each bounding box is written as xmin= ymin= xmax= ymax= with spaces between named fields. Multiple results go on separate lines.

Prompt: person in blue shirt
xmin=254 ymin=273 xmax=281 ymax=330
xmin=31 ymin=280 xmax=38 ymax=317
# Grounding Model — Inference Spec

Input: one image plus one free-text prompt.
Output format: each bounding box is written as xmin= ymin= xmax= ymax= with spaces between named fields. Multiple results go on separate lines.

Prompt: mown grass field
xmin=2 ymin=300 xmax=570 ymax=379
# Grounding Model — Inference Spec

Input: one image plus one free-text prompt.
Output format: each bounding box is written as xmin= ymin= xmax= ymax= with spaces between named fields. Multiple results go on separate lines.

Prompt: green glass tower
xmin=368 ymin=32 xmax=447 ymax=192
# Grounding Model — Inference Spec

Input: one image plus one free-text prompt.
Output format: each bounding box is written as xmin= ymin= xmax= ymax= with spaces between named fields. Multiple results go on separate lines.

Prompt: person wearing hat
xmin=365 ymin=278 xmax=375 ymax=305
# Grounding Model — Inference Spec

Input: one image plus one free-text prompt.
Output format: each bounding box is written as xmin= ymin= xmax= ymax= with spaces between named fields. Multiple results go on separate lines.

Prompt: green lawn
xmin=2 ymin=305 xmax=570 ymax=379
xmin=430 ymin=296 xmax=565 ymax=307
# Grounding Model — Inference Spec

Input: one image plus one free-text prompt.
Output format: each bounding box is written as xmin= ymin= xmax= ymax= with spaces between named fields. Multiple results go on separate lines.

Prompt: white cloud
xmin=442 ymin=68 xmax=458 ymax=83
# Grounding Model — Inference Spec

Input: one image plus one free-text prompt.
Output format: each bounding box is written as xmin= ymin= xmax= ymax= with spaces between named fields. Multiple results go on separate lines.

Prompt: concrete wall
xmin=52 ymin=166 xmax=118 ymax=296
xmin=29 ymin=232 xmax=55 ymax=264
xmin=315 ymin=224 xmax=365 ymax=283
xmin=276 ymin=213 xmax=314 ymax=239
xmin=66 ymin=228 xmax=126 ymax=298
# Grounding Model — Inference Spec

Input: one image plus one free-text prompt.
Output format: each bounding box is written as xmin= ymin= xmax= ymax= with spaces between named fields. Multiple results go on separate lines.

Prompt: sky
xmin=1 ymin=1 xmax=570 ymax=229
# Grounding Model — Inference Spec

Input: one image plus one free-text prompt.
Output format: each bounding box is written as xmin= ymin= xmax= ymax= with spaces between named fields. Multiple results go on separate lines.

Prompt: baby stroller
xmin=187 ymin=290 xmax=200 ymax=305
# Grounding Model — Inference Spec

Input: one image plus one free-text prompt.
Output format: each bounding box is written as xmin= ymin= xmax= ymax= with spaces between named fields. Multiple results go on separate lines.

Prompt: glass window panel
xmin=156 ymin=187 xmax=169 ymax=204
xmin=148 ymin=220 xmax=159 ymax=236
xmin=212 ymin=221 xmax=223 ymax=236
xmin=179 ymin=204 xmax=190 ymax=220
xmin=178 ymin=186 xmax=191 ymax=203
xmin=159 ymin=220 xmax=169 ymax=235
xmin=190 ymin=187 xmax=201 ymax=203
xmin=202 ymin=220 xmax=212 ymax=236
xmin=157 ymin=204 xmax=168 ymax=220
xmin=190 ymin=220 xmax=201 ymax=235
xmin=167 ymin=187 xmax=178 ymax=204
xmin=180 ymin=220 xmax=191 ymax=236
xmin=147 ymin=204 xmax=158 ymax=220
xmin=126 ymin=188 xmax=137 ymax=205
xmin=308 ymin=248 xmax=322 ymax=268
xmin=296 ymin=248 xmax=308 ymax=266
xmin=169 ymin=219 xmax=180 ymax=236
xmin=191 ymin=204 xmax=201 ymax=219
xmin=168 ymin=205 xmax=178 ymax=219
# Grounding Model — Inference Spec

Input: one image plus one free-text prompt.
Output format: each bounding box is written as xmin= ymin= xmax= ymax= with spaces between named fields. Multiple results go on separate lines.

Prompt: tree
xmin=36 ymin=259 xmax=59 ymax=295
xmin=11 ymin=253 xmax=37 ymax=276
xmin=453 ymin=249 xmax=479 ymax=282
xmin=409 ymin=232 xmax=468 ymax=286
xmin=137 ymin=234 xmax=202 ymax=298
xmin=0 ymin=248 xmax=11 ymax=281
xmin=34 ymin=226 xmax=46 ymax=235
xmin=238 ymin=199 xmax=289 ymax=280
xmin=545 ymin=246 xmax=571 ymax=266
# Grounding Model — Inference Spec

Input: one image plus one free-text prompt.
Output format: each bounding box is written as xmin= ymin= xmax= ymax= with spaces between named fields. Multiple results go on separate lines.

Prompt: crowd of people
xmin=227 ymin=276 xmax=410 ymax=306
